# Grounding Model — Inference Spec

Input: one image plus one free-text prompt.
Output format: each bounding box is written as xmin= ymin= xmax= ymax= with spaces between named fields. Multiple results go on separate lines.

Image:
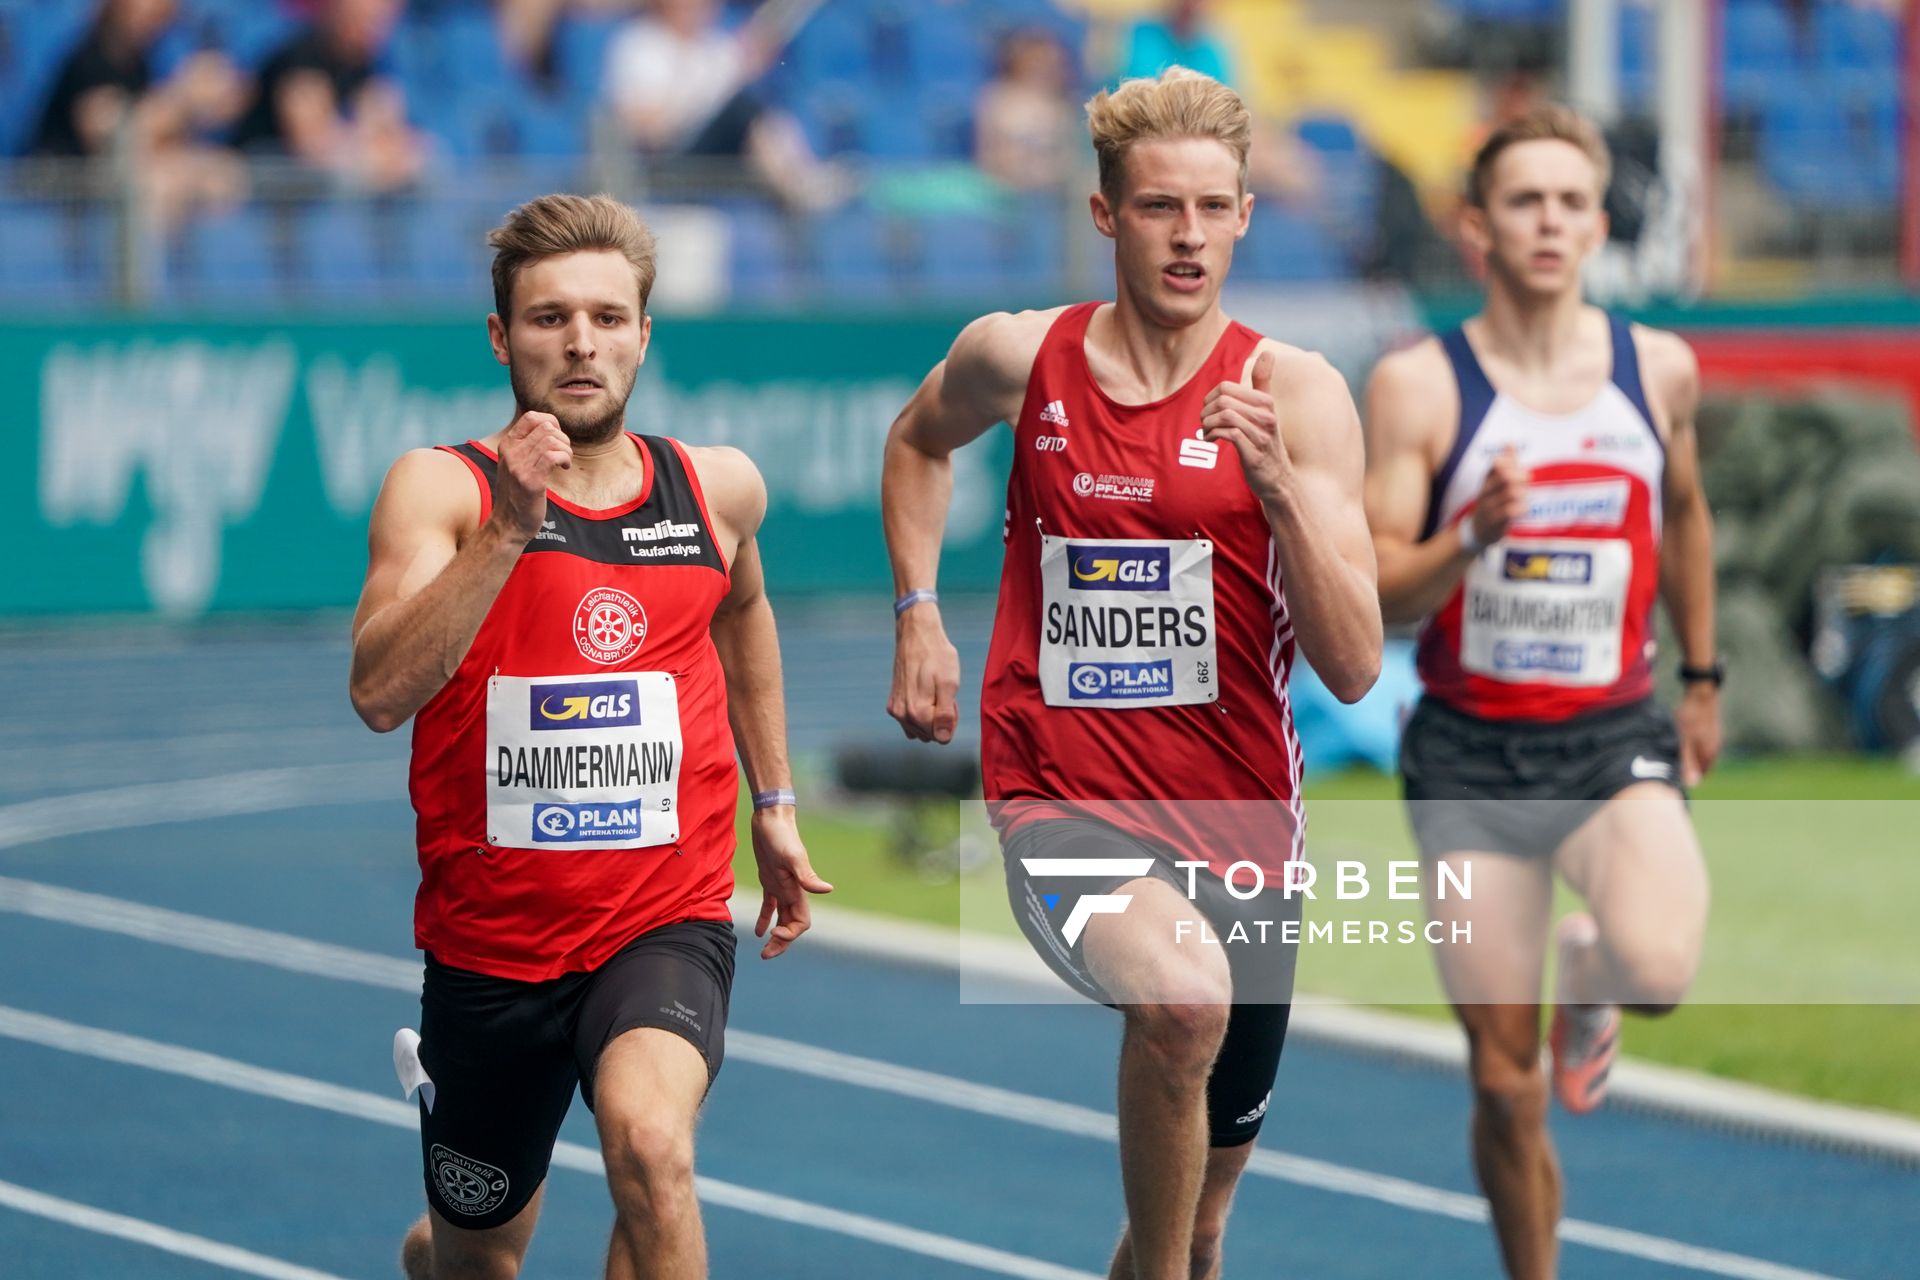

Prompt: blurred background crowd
xmin=2 ymin=0 xmax=1912 ymax=308
xmin=6 ymin=0 xmax=1920 ymax=764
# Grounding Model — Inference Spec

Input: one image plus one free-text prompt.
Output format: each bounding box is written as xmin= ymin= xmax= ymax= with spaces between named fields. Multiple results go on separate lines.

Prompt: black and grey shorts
xmin=1400 ymin=695 xmax=1685 ymax=860
xmin=414 ymin=918 xmax=736 ymax=1230
xmin=1003 ymin=817 xmax=1299 ymax=1148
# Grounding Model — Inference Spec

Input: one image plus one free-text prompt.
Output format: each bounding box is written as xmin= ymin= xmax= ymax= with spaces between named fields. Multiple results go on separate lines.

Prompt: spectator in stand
xmin=602 ymin=0 xmax=846 ymax=209
xmin=492 ymin=0 xmax=643 ymax=92
xmin=1118 ymin=0 xmax=1234 ymax=86
xmin=975 ymin=28 xmax=1078 ymax=192
xmin=230 ymin=0 xmax=426 ymax=192
xmin=27 ymin=0 xmax=248 ymax=234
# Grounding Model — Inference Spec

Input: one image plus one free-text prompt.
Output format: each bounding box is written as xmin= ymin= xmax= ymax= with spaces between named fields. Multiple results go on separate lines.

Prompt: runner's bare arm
xmin=882 ymin=308 xmax=1054 ymax=743
xmin=1364 ymin=342 xmax=1484 ymax=624
xmin=698 ymin=446 xmax=832 ymax=958
xmin=1645 ymin=328 xmax=1721 ymax=782
xmin=348 ymin=413 xmax=572 ymax=732
xmin=1241 ymin=346 xmax=1382 ymax=702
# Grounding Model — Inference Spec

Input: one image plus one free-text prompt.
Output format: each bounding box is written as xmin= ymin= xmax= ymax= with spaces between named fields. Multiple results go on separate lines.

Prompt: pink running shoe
xmin=1550 ymin=913 xmax=1620 ymax=1115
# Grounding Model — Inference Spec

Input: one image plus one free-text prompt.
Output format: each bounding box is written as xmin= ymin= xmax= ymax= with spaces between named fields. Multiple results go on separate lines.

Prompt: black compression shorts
xmin=1400 ymin=695 xmax=1685 ymax=859
xmin=415 ymin=918 xmax=736 ymax=1229
xmin=1002 ymin=817 xmax=1298 ymax=1148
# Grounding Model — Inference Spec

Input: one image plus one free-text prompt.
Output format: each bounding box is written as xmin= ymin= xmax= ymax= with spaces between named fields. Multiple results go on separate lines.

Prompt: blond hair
xmin=1085 ymin=66 xmax=1252 ymax=200
xmin=1467 ymin=104 xmax=1612 ymax=208
xmin=488 ymin=193 xmax=658 ymax=318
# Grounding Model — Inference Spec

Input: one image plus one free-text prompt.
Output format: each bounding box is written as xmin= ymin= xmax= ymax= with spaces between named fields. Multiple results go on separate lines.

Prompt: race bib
xmin=1037 ymin=535 xmax=1217 ymax=709
xmin=485 ymin=672 xmax=681 ymax=849
xmin=1461 ymin=539 xmax=1630 ymax=686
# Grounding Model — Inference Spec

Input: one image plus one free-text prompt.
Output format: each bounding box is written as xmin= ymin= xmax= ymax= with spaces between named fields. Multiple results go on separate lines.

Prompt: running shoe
xmin=1550 ymin=913 xmax=1620 ymax=1114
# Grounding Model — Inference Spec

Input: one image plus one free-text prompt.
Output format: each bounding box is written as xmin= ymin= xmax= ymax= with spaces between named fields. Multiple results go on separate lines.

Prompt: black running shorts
xmin=1400 ymin=695 xmax=1685 ymax=860
xmin=1003 ymin=818 xmax=1298 ymax=1148
xmin=415 ymin=918 xmax=736 ymax=1230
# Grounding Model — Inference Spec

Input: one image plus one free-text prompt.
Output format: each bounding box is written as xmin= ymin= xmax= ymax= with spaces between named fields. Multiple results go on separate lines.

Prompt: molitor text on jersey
xmin=528 ymin=679 xmax=644 ymax=730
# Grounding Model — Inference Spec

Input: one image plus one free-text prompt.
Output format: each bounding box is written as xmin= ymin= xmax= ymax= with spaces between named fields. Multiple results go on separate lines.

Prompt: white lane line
xmin=0 ymin=1178 xmax=353 ymax=1280
xmin=9 ymin=771 xmax=1919 ymax=1162
xmin=0 ymin=1006 xmax=1098 ymax=1280
xmin=0 ymin=876 xmax=1849 ymax=1280
xmin=0 ymin=765 xmax=397 ymax=851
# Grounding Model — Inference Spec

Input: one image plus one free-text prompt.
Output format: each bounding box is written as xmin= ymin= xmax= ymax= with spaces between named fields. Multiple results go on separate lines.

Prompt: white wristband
xmin=1456 ymin=520 xmax=1486 ymax=556
xmin=894 ymin=588 xmax=939 ymax=617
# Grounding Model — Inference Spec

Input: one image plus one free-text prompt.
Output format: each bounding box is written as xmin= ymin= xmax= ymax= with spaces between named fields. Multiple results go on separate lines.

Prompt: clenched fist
xmin=1469 ymin=445 xmax=1530 ymax=548
xmin=493 ymin=412 xmax=572 ymax=541
xmin=1201 ymin=350 xmax=1291 ymax=507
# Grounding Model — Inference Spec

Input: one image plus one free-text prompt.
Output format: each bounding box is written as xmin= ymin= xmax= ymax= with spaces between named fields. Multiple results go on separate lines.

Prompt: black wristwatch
xmin=1678 ymin=659 xmax=1725 ymax=688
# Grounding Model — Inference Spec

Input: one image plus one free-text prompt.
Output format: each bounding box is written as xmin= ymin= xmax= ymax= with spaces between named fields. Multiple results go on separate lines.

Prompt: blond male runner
xmin=350 ymin=194 xmax=829 ymax=1280
xmin=884 ymin=69 xmax=1381 ymax=1280
xmin=1363 ymin=107 xmax=1719 ymax=1280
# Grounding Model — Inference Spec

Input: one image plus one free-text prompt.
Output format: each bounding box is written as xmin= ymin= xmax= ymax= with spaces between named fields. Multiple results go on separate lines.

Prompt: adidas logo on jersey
xmin=1039 ymin=400 xmax=1070 ymax=428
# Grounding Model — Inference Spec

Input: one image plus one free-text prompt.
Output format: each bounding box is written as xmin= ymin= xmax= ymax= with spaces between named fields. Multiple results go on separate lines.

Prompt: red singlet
xmin=408 ymin=433 xmax=737 ymax=981
xmin=1416 ymin=315 xmax=1666 ymax=722
xmin=982 ymin=302 xmax=1305 ymax=879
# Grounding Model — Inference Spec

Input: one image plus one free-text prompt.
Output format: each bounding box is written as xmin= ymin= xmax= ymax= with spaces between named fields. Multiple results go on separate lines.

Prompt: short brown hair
xmin=488 ymin=193 xmax=658 ymax=318
xmin=1085 ymin=66 xmax=1252 ymax=200
xmin=1466 ymin=105 xmax=1611 ymax=208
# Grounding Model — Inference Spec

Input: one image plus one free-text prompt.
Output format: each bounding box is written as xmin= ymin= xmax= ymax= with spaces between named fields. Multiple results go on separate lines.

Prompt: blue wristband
xmin=894 ymin=588 xmax=939 ymax=617
xmin=752 ymin=788 xmax=797 ymax=811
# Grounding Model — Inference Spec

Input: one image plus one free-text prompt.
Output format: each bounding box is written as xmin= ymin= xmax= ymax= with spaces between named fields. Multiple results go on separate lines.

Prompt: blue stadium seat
xmin=396 ymin=198 xmax=481 ymax=294
xmin=791 ymin=83 xmax=868 ymax=157
xmin=915 ymin=79 xmax=977 ymax=161
xmin=0 ymin=204 xmax=73 ymax=292
xmin=165 ymin=205 xmax=280 ymax=304
xmin=1723 ymin=1 xmax=1801 ymax=112
xmin=915 ymin=212 xmax=1010 ymax=296
xmin=1757 ymin=81 xmax=1893 ymax=213
xmin=1618 ymin=1 xmax=1655 ymax=106
xmin=805 ymin=203 xmax=903 ymax=301
xmin=1237 ymin=205 xmax=1344 ymax=283
xmin=1446 ymin=0 xmax=1562 ymax=23
xmin=1813 ymin=3 xmax=1900 ymax=97
xmin=552 ymin=13 xmax=626 ymax=109
xmin=789 ymin=6 xmax=872 ymax=86
xmin=435 ymin=11 xmax=513 ymax=94
xmin=1294 ymin=116 xmax=1378 ymax=244
xmin=296 ymin=202 xmax=384 ymax=295
xmin=723 ymin=201 xmax=795 ymax=306
xmin=1 ymin=3 xmax=92 ymax=156
xmin=856 ymin=102 xmax=934 ymax=159
xmin=904 ymin=5 xmax=988 ymax=86
xmin=1000 ymin=195 xmax=1062 ymax=285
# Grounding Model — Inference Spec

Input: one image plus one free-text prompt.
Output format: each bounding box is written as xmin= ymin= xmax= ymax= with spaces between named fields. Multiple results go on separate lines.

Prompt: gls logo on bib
xmin=530 ymin=679 xmax=643 ymax=730
xmin=1070 ymin=545 xmax=1169 ymax=590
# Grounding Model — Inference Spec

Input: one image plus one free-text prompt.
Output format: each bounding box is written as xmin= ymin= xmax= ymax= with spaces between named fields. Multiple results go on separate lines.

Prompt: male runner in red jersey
xmin=348 ymin=193 xmax=829 ymax=1280
xmin=883 ymin=68 xmax=1381 ymax=1280
xmin=1363 ymin=106 xmax=1718 ymax=1280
